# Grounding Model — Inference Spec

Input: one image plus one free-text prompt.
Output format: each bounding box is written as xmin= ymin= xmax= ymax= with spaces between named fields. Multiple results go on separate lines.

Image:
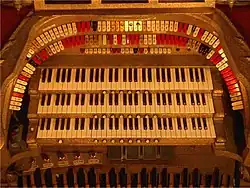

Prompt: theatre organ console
xmin=1 ymin=0 xmax=250 ymax=187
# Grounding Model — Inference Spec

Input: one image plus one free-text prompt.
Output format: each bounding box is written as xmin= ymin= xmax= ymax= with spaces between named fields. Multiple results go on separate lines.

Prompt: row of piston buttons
xmin=41 ymin=151 xmax=97 ymax=162
xmin=93 ymin=139 xmax=159 ymax=144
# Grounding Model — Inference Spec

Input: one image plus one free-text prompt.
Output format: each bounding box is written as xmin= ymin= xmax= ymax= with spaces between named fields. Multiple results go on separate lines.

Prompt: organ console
xmin=1 ymin=0 xmax=250 ymax=187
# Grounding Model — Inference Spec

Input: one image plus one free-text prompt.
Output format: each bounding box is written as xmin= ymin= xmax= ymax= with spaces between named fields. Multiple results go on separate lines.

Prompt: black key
xmin=149 ymin=118 xmax=153 ymax=130
xmin=61 ymin=118 xmax=65 ymax=130
xmin=163 ymin=118 xmax=167 ymax=130
xmin=55 ymin=94 xmax=60 ymax=105
xmin=143 ymin=93 xmax=147 ymax=105
xmin=115 ymin=68 xmax=118 ymax=82
xmin=55 ymin=118 xmax=59 ymax=130
xmin=129 ymin=118 xmax=133 ymax=130
xmin=81 ymin=118 xmax=85 ymax=130
xmin=196 ymin=93 xmax=200 ymax=105
xmin=129 ymin=93 xmax=132 ymax=105
xmin=61 ymin=69 xmax=66 ymax=82
xmin=67 ymin=69 xmax=71 ymax=82
xmin=143 ymin=118 xmax=147 ymax=130
xmin=75 ymin=69 xmax=80 ymax=82
xmin=176 ymin=93 xmax=180 ymax=105
xmin=182 ymin=168 xmax=188 ymax=187
xmin=168 ymin=93 xmax=172 ymax=105
xmin=167 ymin=68 xmax=171 ymax=82
xmin=66 ymin=118 xmax=70 ymax=130
xmin=175 ymin=68 xmax=180 ymax=82
xmin=201 ymin=93 xmax=206 ymax=105
xmin=115 ymin=93 xmax=119 ymax=105
xmin=177 ymin=118 xmax=182 ymax=130
xmin=162 ymin=94 xmax=166 ymax=105
xmin=162 ymin=68 xmax=166 ymax=82
xmin=181 ymin=68 xmax=185 ymax=82
xmin=101 ymin=68 xmax=105 ymax=82
xmin=141 ymin=169 xmax=148 ymax=187
xmin=156 ymin=68 xmax=160 ymax=82
xmin=193 ymin=169 xmax=199 ymax=187
xmin=109 ymin=118 xmax=113 ymax=130
xmin=46 ymin=118 xmax=51 ymax=130
xmin=66 ymin=94 xmax=71 ymax=105
xmin=156 ymin=93 xmax=160 ymax=105
xmin=203 ymin=118 xmax=207 ymax=130
xmin=174 ymin=174 xmax=180 ymax=188
xmin=123 ymin=68 xmax=127 ymax=82
xmin=75 ymin=94 xmax=79 ymax=105
xmin=61 ymin=94 xmax=65 ymax=105
xmin=41 ymin=94 xmax=46 ymax=106
xmin=123 ymin=93 xmax=127 ymax=105
xmin=81 ymin=94 xmax=85 ymax=105
xmin=182 ymin=93 xmax=186 ymax=105
xmin=109 ymin=93 xmax=113 ymax=105
xmin=195 ymin=68 xmax=199 ymax=82
xmin=95 ymin=94 xmax=99 ymax=105
xmin=48 ymin=69 xmax=52 ymax=82
xmin=101 ymin=94 xmax=104 ymax=105
xmin=134 ymin=93 xmax=138 ymax=105
xmin=115 ymin=118 xmax=119 ymax=130
xmin=95 ymin=69 xmax=99 ymax=82
xmin=89 ymin=94 xmax=93 ymax=105
xmin=134 ymin=69 xmax=138 ymax=82
xmin=90 ymin=68 xmax=94 ymax=82
xmin=135 ymin=118 xmax=139 ymax=130
xmin=189 ymin=68 xmax=194 ymax=82
xmin=129 ymin=68 xmax=132 ymax=82
xmin=41 ymin=118 xmax=45 ymax=130
xmin=109 ymin=68 xmax=113 ymax=82
xmin=190 ymin=93 xmax=195 ymax=105
xmin=95 ymin=118 xmax=99 ymax=130
xmin=81 ymin=69 xmax=85 ymax=82
xmin=124 ymin=118 xmax=127 ymax=130
xmin=75 ymin=118 xmax=79 ymax=130
xmin=150 ymin=168 xmax=158 ymax=187
xmin=142 ymin=68 xmax=146 ymax=82
xmin=89 ymin=118 xmax=93 ymax=130
xmin=148 ymin=68 xmax=152 ymax=82
xmin=191 ymin=118 xmax=196 ymax=130
xmin=119 ymin=169 xmax=127 ymax=187
xmin=149 ymin=93 xmax=152 ymax=105
xmin=200 ymin=68 xmax=205 ymax=82
xmin=183 ymin=118 xmax=188 ymax=130
xmin=42 ymin=69 xmax=47 ymax=83
xmin=157 ymin=118 xmax=162 ymax=130
xmin=169 ymin=118 xmax=173 ymax=130
xmin=197 ymin=118 xmax=202 ymax=130
xmin=56 ymin=69 xmax=61 ymax=82
xmin=161 ymin=169 xmax=168 ymax=187
xmin=101 ymin=118 xmax=105 ymax=130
